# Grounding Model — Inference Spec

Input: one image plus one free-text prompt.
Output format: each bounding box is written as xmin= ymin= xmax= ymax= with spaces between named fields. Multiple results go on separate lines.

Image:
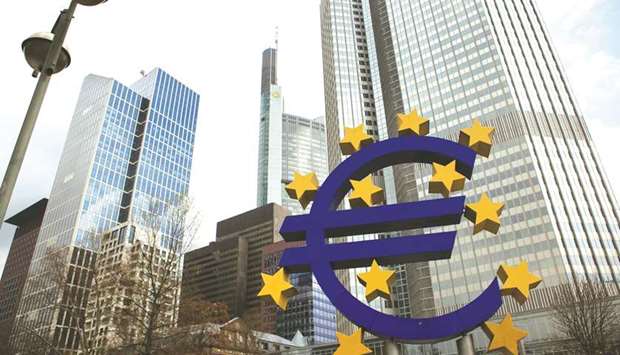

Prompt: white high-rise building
xmin=255 ymin=48 xmax=336 ymax=344
xmin=256 ymin=48 xmax=329 ymax=216
xmin=321 ymin=0 xmax=620 ymax=352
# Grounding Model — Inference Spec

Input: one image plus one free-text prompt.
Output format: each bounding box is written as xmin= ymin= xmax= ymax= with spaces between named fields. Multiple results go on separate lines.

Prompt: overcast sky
xmin=1 ymin=0 xmax=619 ymax=271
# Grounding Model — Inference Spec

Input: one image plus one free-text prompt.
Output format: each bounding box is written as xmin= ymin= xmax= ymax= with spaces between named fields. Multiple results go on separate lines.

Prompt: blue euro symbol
xmin=279 ymin=135 xmax=502 ymax=343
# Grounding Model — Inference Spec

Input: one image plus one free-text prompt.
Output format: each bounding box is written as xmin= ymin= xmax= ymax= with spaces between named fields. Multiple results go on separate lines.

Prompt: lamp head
xmin=22 ymin=32 xmax=71 ymax=75
xmin=77 ymin=0 xmax=108 ymax=6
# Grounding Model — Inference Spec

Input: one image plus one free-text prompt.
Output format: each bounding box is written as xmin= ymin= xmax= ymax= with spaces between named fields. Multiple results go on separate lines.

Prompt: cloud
xmin=538 ymin=0 xmax=620 ymax=125
xmin=536 ymin=0 xmax=620 ymax=198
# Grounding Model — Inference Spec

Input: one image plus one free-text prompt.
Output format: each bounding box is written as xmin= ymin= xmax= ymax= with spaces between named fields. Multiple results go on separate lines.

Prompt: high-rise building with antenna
xmin=255 ymin=46 xmax=336 ymax=344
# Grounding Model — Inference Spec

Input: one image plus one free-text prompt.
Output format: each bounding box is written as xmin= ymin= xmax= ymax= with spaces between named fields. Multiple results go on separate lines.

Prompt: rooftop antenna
xmin=274 ymin=26 xmax=279 ymax=51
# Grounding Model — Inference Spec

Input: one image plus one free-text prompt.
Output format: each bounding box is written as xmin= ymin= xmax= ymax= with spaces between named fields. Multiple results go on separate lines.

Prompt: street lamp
xmin=0 ymin=0 xmax=107 ymax=230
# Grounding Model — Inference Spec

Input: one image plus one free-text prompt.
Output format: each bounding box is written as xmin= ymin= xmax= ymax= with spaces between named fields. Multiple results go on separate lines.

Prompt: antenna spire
xmin=275 ymin=26 xmax=279 ymax=50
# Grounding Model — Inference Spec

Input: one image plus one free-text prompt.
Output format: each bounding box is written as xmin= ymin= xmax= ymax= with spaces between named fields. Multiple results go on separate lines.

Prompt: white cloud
xmin=537 ymin=0 xmax=620 ymax=198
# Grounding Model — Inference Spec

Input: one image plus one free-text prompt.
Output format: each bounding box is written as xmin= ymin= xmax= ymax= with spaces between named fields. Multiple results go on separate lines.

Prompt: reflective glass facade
xmin=263 ymin=243 xmax=337 ymax=345
xmin=279 ymin=273 xmax=337 ymax=344
xmin=11 ymin=69 xmax=199 ymax=353
xmin=281 ymin=114 xmax=330 ymax=215
xmin=322 ymin=0 xmax=620 ymax=352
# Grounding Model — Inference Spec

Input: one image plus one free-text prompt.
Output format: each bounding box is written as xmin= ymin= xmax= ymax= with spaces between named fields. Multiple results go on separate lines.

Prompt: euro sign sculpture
xmin=259 ymin=117 xmax=541 ymax=354
xmin=280 ymin=134 xmax=501 ymax=342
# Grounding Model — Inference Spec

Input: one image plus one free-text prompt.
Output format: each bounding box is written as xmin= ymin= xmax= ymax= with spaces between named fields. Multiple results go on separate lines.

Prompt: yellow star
xmin=428 ymin=161 xmax=465 ymax=197
xmin=257 ymin=268 xmax=297 ymax=310
xmin=349 ymin=176 xmax=384 ymax=208
xmin=459 ymin=119 xmax=495 ymax=157
xmin=340 ymin=124 xmax=374 ymax=155
xmin=397 ymin=109 xmax=430 ymax=136
xmin=497 ymin=261 xmax=542 ymax=304
xmin=357 ymin=260 xmax=395 ymax=302
xmin=482 ymin=314 xmax=528 ymax=355
xmin=334 ymin=328 xmax=372 ymax=355
xmin=285 ymin=172 xmax=319 ymax=209
xmin=464 ymin=193 xmax=504 ymax=234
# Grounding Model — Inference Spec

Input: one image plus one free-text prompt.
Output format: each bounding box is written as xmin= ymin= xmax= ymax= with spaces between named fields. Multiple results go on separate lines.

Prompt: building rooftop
xmin=216 ymin=203 xmax=289 ymax=238
xmin=5 ymin=198 xmax=48 ymax=228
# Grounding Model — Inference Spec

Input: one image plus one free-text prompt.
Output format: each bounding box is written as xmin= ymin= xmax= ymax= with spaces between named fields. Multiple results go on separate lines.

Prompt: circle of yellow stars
xmin=257 ymin=111 xmax=542 ymax=355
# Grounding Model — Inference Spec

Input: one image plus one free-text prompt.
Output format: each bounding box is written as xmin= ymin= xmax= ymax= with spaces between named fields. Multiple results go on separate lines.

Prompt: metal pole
xmin=0 ymin=0 xmax=78 ymax=228
xmin=384 ymin=339 xmax=401 ymax=355
xmin=456 ymin=333 xmax=475 ymax=355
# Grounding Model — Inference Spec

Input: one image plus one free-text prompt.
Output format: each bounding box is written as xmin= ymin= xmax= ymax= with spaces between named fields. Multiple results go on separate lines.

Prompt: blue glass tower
xmin=11 ymin=68 xmax=199 ymax=353
xmin=277 ymin=272 xmax=338 ymax=344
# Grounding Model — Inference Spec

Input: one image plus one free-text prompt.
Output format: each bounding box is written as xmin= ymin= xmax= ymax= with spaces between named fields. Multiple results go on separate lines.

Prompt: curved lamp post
xmin=0 ymin=0 xmax=107 ymax=230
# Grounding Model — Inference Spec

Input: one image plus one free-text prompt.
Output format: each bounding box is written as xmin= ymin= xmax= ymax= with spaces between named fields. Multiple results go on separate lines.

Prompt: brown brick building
xmin=0 ymin=199 xmax=47 ymax=350
xmin=181 ymin=203 xmax=289 ymax=330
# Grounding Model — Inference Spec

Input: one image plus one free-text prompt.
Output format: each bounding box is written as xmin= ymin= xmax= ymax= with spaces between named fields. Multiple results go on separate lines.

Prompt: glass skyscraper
xmin=11 ymin=68 xmax=199 ymax=353
xmin=321 ymin=0 xmax=620 ymax=352
xmin=255 ymin=47 xmax=336 ymax=344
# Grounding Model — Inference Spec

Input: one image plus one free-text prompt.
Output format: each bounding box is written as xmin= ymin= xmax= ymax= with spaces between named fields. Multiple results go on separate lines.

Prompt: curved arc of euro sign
xmin=279 ymin=136 xmax=502 ymax=343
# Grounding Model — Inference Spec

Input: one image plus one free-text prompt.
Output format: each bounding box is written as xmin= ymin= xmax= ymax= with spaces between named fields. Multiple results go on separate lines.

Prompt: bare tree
xmin=160 ymin=318 xmax=264 ymax=355
xmin=178 ymin=297 xmax=230 ymax=327
xmin=551 ymin=281 xmax=620 ymax=354
xmin=108 ymin=197 xmax=199 ymax=355
xmin=165 ymin=299 xmax=232 ymax=355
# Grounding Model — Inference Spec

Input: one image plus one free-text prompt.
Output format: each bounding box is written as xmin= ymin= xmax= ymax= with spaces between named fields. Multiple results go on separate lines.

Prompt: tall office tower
xmin=181 ymin=204 xmax=289 ymax=330
xmin=11 ymin=68 xmax=199 ymax=353
xmin=0 ymin=199 xmax=47 ymax=350
xmin=256 ymin=48 xmax=330 ymax=215
xmin=320 ymin=0 xmax=413 ymax=335
xmin=262 ymin=241 xmax=337 ymax=344
xmin=254 ymin=47 xmax=336 ymax=343
xmin=257 ymin=48 xmax=285 ymax=208
xmin=322 ymin=0 xmax=620 ymax=352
